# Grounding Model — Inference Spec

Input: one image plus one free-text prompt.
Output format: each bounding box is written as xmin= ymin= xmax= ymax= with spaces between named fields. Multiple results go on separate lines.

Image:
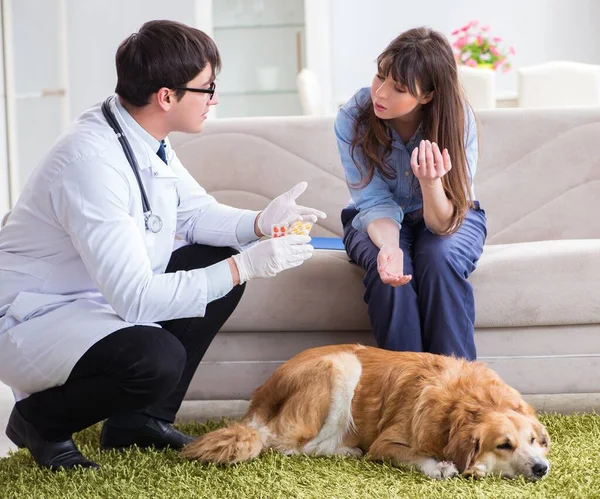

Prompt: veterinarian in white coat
xmin=0 ymin=20 xmax=324 ymax=470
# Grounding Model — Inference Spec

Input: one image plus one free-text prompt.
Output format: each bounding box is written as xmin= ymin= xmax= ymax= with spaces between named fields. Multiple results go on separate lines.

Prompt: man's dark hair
xmin=115 ymin=20 xmax=221 ymax=107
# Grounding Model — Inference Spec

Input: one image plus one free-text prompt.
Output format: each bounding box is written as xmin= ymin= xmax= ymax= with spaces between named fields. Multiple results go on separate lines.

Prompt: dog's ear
xmin=443 ymin=425 xmax=480 ymax=473
xmin=444 ymin=406 xmax=482 ymax=474
xmin=534 ymin=421 xmax=550 ymax=449
xmin=515 ymin=398 xmax=536 ymax=417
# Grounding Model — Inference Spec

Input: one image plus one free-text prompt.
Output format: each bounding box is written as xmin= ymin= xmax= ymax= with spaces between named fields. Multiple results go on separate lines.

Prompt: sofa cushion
xmin=223 ymin=250 xmax=370 ymax=332
xmin=470 ymin=239 xmax=600 ymax=328
xmin=475 ymin=111 xmax=600 ymax=244
xmin=223 ymin=239 xmax=600 ymax=332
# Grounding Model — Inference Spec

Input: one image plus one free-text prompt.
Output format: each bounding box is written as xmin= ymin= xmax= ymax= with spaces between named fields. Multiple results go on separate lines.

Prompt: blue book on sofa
xmin=310 ymin=237 xmax=345 ymax=251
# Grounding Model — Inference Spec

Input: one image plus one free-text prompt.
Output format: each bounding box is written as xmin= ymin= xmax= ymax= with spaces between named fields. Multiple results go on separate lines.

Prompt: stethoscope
xmin=101 ymin=96 xmax=163 ymax=233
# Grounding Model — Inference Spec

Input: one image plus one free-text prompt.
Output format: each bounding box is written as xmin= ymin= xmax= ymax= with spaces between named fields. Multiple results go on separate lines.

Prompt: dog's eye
xmin=530 ymin=437 xmax=536 ymax=444
xmin=497 ymin=442 xmax=513 ymax=451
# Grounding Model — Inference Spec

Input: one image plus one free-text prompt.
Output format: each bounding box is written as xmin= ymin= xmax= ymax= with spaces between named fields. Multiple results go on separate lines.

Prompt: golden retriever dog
xmin=182 ymin=345 xmax=550 ymax=480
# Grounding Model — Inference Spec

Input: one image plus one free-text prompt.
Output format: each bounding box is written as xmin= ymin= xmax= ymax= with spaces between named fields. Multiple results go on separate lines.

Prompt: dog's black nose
xmin=532 ymin=462 xmax=548 ymax=477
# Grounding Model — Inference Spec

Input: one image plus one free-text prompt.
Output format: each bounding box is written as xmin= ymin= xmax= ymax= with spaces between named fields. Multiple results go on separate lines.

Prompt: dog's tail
xmin=181 ymin=422 xmax=264 ymax=464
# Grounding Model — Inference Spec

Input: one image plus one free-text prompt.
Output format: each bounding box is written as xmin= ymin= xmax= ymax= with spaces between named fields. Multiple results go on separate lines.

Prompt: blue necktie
xmin=156 ymin=140 xmax=167 ymax=165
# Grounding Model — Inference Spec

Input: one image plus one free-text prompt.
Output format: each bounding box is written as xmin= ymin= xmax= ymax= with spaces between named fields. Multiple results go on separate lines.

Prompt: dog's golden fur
xmin=182 ymin=345 xmax=550 ymax=480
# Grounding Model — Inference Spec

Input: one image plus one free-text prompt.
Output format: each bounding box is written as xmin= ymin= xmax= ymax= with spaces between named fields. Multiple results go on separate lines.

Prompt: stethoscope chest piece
xmin=145 ymin=213 xmax=163 ymax=234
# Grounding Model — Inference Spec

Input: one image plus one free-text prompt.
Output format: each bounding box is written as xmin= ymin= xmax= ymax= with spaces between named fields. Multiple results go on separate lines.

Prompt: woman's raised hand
xmin=410 ymin=140 xmax=452 ymax=186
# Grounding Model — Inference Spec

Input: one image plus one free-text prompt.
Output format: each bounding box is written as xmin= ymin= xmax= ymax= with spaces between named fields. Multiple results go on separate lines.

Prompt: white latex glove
xmin=232 ymin=235 xmax=314 ymax=284
xmin=257 ymin=182 xmax=327 ymax=236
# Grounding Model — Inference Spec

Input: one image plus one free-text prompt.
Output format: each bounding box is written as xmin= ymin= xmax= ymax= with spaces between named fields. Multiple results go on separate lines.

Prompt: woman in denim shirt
xmin=336 ymin=27 xmax=487 ymax=360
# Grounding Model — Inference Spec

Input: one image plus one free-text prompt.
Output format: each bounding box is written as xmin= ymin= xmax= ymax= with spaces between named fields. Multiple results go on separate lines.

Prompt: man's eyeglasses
xmin=172 ymin=81 xmax=216 ymax=100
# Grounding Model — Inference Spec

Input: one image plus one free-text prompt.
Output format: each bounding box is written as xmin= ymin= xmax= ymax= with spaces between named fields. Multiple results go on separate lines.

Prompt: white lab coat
xmin=0 ymin=97 xmax=254 ymax=399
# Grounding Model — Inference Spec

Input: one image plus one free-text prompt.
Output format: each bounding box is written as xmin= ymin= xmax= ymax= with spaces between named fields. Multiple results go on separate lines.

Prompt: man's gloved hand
xmin=257 ymin=182 xmax=326 ymax=236
xmin=232 ymin=235 xmax=314 ymax=284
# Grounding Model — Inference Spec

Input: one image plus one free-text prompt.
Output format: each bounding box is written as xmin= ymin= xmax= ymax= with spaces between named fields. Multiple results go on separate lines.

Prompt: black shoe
xmin=5 ymin=406 xmax=99 ymax=471
xmin=100 ymin=416 xmax=195 ymax=451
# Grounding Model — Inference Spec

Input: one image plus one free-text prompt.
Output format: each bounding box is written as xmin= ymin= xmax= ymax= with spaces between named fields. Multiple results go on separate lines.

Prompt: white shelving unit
xmin=0 ymin=0 xmax=69 ymax=209
xmin=194 ymin=0 xmax=332 ymax=118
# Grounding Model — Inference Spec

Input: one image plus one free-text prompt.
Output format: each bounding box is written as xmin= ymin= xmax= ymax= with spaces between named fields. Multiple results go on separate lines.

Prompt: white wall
xmin=0 ymin=3 xmax=9 ymax=215
xmin=66 ymin=0 xmax=196 ymax=118
xmin=331 ymin=0 xmax=600 ymax=106
xmin=4 ymin=0 xmax=600 ymax=199
xmin=18 ymin=0 xmax=600 ymax=120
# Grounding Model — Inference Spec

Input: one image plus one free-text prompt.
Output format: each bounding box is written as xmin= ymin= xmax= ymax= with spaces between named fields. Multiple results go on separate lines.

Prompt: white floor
xmin=0 ymin=382 xmax=16 ymax=457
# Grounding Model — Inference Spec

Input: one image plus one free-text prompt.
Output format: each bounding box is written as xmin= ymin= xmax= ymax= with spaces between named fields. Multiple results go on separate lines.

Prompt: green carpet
xmin=1 ymin=414 xmax=600 ymax=499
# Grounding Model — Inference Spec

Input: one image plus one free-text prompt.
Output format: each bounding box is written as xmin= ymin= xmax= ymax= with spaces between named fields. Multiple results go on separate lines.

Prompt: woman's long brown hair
xmin=350 ymin=27 xmax=475 ymax=234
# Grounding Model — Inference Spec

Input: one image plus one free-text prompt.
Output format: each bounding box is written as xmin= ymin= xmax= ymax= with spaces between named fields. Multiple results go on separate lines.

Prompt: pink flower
xmin=502 ymin=64 xmax=511 ymax=73
xmin=450 ymin=24 xmax=514 ymax=69
xmin=454 ymin=35 xmax=469 ymax=49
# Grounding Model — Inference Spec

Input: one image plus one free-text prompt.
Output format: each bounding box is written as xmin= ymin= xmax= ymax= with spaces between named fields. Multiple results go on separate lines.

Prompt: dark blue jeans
xmin=342 ymin=204 xmax=487 ymax=360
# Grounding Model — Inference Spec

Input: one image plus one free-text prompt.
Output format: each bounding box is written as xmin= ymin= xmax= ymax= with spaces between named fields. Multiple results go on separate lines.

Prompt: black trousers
xmin=15 ymin=244 xmax=245 ymax=441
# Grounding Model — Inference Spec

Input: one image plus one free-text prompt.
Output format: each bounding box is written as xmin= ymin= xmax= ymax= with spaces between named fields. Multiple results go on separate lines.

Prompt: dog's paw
xmin=463 ymin=463 xmax=487 ymax=479
xmin=335 ymin=446 xmax=364 ymax=458
xmin=421 ymin=458 xmax=459 ymax=480
xmin=436 ymin=461 xmax=459 ymax=479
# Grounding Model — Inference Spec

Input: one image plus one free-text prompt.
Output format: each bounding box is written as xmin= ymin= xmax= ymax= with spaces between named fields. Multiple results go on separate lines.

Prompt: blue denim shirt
xmin=335 ymin=87 xmax=478 ymax=232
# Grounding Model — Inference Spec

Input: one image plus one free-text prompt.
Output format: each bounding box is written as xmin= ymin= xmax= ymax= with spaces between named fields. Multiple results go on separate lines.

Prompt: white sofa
xmin=169 ymin=108 xmax=600 ymax=411
xmin=458 ymin=65 xmax=496 ymax=110
xmin=517 ymin=61 xmax=600 ymax=108
xmin=2 ymin=109 xmax=599 ymax=454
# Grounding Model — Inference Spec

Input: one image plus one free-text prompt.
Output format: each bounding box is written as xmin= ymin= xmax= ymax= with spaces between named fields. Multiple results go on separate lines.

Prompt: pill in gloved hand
xmin=288 ymin=221 xmax=313 ymax=236
xmin=271 ymin=224 xmax=288 ymax=238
